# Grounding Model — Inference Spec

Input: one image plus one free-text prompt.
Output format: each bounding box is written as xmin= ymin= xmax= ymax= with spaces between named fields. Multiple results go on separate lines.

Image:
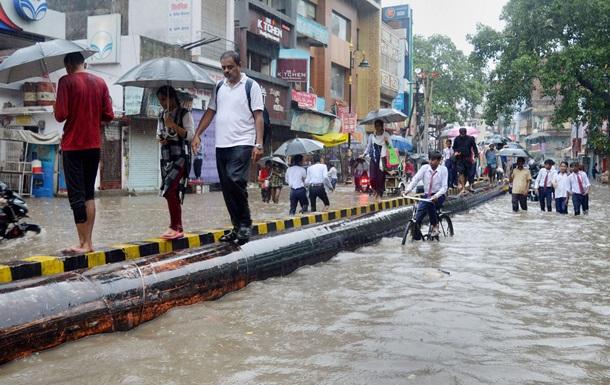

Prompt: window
xmin=298 ymin=0 xmax=316 ymax=20
xmin=331 ymin=11 xmax=349 ymax=41
xmin=257 ymin=0 xmax=287 ymax=14
xmin=248 ymin=51 xmax=271 ymax=76
xmin=331 ymin=64 xmax=346 ymax=99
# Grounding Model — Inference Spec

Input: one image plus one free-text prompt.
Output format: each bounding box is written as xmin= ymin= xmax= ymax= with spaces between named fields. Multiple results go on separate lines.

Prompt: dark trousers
xmin=572 ymin=193 xmax=589 ymax=215
xmin=62 ymin=149 xmax=100 ymax=224
xmin=289 ymin=187 xmax=308 ymax=215
xmin=216 ymin=146 xmax=252 ymax=229
xmin=512 ymin=193 xmax=528 ymax=212
xmin=193 ymin=158 xmax=203 ymax=179
xmin=555 ymin=197 xmax=568 ymax=214
xmin=538 ymin=187 xmax=553 ymax=211
xmin=309 ymin=185 xmax=329 ymax=212
xmin=445 ymin=159 xmax=456 ymax=187
xmin=415 ymin=194 xmax=446 ymax=227
xmin=165 ymin=166 xmax=185 ymax=231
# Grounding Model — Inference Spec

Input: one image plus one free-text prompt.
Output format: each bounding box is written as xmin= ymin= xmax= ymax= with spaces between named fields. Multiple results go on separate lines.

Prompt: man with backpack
xmin=191 ymin=51 xmax=265 ymax=245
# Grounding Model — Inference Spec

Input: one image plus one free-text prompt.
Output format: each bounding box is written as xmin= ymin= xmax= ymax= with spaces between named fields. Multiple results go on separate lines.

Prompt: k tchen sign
xmin=249 ymin=9 xmax=290 ymax=45
xmin=277 ymin=59 xmax=307 ymax=91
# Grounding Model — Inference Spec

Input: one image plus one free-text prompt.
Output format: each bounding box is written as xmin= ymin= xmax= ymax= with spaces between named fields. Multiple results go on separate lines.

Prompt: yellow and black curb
xmin=0 ymin=181 xmax=495 ymax=284
xmin=0 ymin=196 xmax=422 ymax=284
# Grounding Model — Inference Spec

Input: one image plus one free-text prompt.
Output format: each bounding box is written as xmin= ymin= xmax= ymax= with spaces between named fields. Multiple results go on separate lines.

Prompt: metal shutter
xmin=128 ymin=121 xmax=159 ymax=192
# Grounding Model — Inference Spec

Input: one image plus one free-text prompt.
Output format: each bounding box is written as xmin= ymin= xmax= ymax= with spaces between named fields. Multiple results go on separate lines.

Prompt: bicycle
xmin=401 ymin=196 xmax=454 ymax=244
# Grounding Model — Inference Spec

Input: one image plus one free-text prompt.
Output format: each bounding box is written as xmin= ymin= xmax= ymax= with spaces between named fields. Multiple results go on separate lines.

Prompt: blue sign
xmin=392 ymin=93 xmax=405 ymax=111
xmin=13 ymin=0 xmax=47 ymax=21
xmin=316 ymin=96 xmax=326 ymax=112
xmin=296 ymin=15 xmax=328 ymax=46
xmin=382 ymin=5 xmax=410 ymax=22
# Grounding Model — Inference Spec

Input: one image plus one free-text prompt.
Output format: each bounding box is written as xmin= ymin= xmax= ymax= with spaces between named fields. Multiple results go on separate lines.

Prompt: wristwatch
xmin=254 ymin=143 xmax=263 ymax=150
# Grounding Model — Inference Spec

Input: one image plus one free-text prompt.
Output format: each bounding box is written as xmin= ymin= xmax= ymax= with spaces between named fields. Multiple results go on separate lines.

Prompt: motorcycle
xmin=0 ymin=182 xmax=41 ymax=240
xmin=355 ymin=171 xmax=372 ymax=193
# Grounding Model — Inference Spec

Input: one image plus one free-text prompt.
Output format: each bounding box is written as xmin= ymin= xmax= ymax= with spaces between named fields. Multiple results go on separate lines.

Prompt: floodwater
xmin=1 ymin=186 xmax=609 ymax=384
xmin=0 ymin=186 xmax=372 ymax=262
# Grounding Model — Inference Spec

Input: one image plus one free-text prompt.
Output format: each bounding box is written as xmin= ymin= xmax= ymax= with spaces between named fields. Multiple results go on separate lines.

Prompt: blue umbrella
xmin=390 ymin=135 xmax=413 ymax=153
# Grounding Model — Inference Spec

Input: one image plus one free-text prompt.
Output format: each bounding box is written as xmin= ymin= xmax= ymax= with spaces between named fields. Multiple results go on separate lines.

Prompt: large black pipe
xmin=0 ymin=186 xmax=505 ymax=364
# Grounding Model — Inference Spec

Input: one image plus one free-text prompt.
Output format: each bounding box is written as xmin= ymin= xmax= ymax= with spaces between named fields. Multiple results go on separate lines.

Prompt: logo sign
xmin=382 ymin=5 xmax=409 ymax=21
xmin=87 ymin=14 xmax=121 ymax=64
xmin=13 ymin=0 xmax=46 ymax=21
xmin=277 ymin=58 xmax=308 ymax=91
xmin=257 ymin=16 xmax=282 ymax=42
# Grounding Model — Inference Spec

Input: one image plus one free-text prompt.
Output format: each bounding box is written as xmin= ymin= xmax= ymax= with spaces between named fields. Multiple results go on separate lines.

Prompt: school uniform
xmin=534 ymin=168 xmax=556 ymax=212
xmin=285 ymin=165 xmax=308 ymax=215
xmin=405 ymin=164 xmax=448 ymax=226
xmin=552 ymin=171 xmax=570 ymax=214
xmin=568 ymin=171 xmax=590 ymax=215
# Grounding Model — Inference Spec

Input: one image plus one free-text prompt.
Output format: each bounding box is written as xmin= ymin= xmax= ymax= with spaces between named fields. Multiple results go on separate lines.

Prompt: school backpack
xmin=215 ymin=78 xmax=271 ymax=145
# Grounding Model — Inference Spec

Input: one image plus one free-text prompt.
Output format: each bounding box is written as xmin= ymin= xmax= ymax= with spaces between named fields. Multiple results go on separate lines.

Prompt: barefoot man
xmin=54 ymin=52 xmax=114 ymax=253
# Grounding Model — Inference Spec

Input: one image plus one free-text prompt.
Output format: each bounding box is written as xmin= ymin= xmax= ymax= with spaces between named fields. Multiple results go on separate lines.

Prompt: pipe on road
xmin=0 ymin=185 xmax=505 ymax=365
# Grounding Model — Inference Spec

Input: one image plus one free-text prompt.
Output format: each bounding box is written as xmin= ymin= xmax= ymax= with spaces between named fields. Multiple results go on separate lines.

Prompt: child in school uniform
xmin=568 ymin=162 xmax=591 ymax=215
xmin=534 ymin=159 xmax=556 ymax=212
xmin=552 ymin=161 xmax=570 ymax=214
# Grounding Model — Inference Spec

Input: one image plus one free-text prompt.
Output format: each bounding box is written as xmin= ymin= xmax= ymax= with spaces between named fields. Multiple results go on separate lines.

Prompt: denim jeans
xmin=538 ymin=187 xmax=553 ymax=211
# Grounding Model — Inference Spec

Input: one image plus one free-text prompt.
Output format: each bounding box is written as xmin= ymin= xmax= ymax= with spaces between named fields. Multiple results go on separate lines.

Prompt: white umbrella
xmin=359 ymin=108 xmax=408 ymax=125
xmin=115 ymin=57 xmax=215 ymax=89
xmin=0 ymin=39 xmax=96 ymax=84
xmin=274 ymin=138 xmax=324 ymax=156
xmin=498 ymin=147 xmax=530 ymax=158
xmin=257 ymin=156 xmax=287 ymax=168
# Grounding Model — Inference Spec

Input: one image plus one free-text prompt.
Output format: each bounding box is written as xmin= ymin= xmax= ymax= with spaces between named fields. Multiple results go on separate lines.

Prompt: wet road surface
xmin=1 ymin=185 xmax=609 ymax=384
xmin=0 ymin=186 xmax=373 ymax=262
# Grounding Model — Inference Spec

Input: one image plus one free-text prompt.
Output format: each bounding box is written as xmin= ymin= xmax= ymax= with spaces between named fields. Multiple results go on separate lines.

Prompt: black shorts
xmin=63 ymin=148 xmax=100 ymax=204
xmin=455 ymin=157 xmax=472 ymax=176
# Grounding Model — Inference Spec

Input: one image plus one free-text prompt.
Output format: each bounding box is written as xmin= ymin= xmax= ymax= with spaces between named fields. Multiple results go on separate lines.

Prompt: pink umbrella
xmin=443 ymin=126 xmax=480 ymax=138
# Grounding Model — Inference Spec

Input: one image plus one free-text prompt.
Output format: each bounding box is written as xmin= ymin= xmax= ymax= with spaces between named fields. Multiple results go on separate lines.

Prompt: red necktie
xmin=428 ymin=170 xmax=437 ymax=196
xmin=577 ymin=173 xmax=584 ymax=194
xmin=543 ymin=171 xmax=549 ymax=188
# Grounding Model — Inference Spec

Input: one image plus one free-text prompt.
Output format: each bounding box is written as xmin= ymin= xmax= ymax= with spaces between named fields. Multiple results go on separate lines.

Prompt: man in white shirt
xmin=534 ymin=159 xmax=556 ymax=212
xmin=285 ymin=154 xmax=308 ymax=215
xmin=328 ymin=165 xmax=338 ymax=190
xmin=403 ymin=151 xmax=448 ymax=236
xmin=552 ymin=161 xmax=570 ymax=214
xmin=568 ymin=162 xmax=591 ymax=215
xmin=306 ymin=154 xmax=330 ymax=212
xmin=191 ymin=51 xmax=265 ymax=244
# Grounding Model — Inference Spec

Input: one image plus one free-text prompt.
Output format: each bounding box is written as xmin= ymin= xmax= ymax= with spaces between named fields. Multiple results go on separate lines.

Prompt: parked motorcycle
xmin=355 ymin=171 xmax=372 ymax=193
xmin=0 ymin=182 xmax=40 ymax=240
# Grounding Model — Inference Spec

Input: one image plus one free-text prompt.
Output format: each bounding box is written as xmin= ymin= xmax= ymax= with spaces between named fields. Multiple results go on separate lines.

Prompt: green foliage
xmin=412 ymin=34 xmax=485 ymax=124
xmin=588 ymin=129 xmax=610 ymax=156
xmin=469 ymin=0 xmax=610 ymax=126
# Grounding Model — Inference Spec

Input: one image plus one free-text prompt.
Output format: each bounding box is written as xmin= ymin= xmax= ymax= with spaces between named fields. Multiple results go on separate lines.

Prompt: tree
xmin=413 ymin=34 xmax=485 ymax=124
xmin=469 ymin=0 xmax=610 ymax=129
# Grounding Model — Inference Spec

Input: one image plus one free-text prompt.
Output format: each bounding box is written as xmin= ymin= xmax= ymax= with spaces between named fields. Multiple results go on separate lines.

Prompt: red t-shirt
xmin=54 ymin=72 xmax=114 ymax=151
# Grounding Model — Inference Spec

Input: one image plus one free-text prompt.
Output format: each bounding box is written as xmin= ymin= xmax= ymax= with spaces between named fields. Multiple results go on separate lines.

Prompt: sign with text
xmin=291 ymin=90 xmax=317 ymax=110
xmin=339 ymin=111 xmax=357 ymax=134
xmin=168 ymin=0 xmax=192 ymax=44
xmin=277 ymin=59 xmax=308 ymax=91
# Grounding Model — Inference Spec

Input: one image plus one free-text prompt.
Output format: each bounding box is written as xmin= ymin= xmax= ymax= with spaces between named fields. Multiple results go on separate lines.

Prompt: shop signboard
xmin=87 ymin=14 xmax=121 ymax=64
xmin=291 ymin=110 xmax=333 ymax=135
xmin=257 ymin=79 xmax=288 ymax=122
xmin=168 ymin=0 xmax=192 ymax=44
xmin=296 ymin=15 xmax=328 ymax=45
xmin=249 ymin=9 xmax=291 ymax=46
xmin=0 ymin=0 xmax=65 ymax=38
xmin=277 ymin=58 xmax=307 ymax=91
xmin=291 ymin=90 xmax=316 ymax=110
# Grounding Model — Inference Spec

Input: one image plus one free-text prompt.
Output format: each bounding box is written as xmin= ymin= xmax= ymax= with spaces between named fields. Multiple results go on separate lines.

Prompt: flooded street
xmin=0 ymin=186 xmax=372 ymax=262
xmin=1 ymin=186 xmax=609 ymax=385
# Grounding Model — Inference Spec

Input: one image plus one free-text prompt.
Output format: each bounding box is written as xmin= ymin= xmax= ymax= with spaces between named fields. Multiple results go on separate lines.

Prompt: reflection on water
xmin=1 ymin=186 xmax=609 ymax=384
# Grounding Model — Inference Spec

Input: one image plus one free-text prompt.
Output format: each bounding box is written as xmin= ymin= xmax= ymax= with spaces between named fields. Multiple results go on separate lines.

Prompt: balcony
xmin=296 ymin=15 xmax=328 ymax=47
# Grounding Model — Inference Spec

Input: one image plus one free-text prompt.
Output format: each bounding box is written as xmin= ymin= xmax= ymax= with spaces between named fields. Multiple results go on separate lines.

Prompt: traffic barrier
xmin=0 ymin=184 xmax=505 ymax=365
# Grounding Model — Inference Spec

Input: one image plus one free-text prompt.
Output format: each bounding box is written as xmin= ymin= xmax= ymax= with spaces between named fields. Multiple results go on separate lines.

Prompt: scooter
xmin=355 ymin=171 xmax=372 ymax=193
xmin=0 ymin=182 xmax=41 ymax=240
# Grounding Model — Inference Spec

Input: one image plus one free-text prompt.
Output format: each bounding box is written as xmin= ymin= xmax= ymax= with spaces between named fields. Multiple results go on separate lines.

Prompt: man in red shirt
xmin=54 ymin=52 xmax=114 ymax=253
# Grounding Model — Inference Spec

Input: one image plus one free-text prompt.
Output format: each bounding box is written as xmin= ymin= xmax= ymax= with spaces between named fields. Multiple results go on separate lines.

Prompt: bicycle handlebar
xmin=402 ymin=195 xmax=432 ymax=203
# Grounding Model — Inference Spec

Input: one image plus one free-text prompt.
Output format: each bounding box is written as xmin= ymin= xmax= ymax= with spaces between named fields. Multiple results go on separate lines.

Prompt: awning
xmin=312 ymin=132 xmax=348 ymax=147
xmin=0 ymin=127 xmax=60 ymax=144
xmin=290 ymin=107 xmax=337 ymax=135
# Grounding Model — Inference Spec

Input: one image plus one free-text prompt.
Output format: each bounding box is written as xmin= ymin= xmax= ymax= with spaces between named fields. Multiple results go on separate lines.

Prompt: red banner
xmin=339 ymin=111 xmax=357 ymax=134
xmin=291 ymin=89 xmax=317 ymax=109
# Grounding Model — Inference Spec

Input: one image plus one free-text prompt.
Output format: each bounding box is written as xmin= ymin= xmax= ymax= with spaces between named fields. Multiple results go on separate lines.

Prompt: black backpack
xmin=215 ymin=78 xmax=271 ymax=145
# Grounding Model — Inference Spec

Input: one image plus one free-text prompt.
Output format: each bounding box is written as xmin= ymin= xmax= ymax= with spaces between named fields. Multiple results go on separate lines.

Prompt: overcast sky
xmin=381 ymin=0 xmax=508 ymax=54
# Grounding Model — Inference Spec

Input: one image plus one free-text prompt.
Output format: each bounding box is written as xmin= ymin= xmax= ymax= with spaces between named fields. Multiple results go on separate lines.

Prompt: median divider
xmin=0 ymin=182 xmax=496 ymax=284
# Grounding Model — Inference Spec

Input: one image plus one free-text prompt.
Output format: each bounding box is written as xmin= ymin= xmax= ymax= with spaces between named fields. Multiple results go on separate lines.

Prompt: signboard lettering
xmin=291 ymin=90 xmax=317 ymax=109
xmin=257 ymin=16 xmax=282 ymax=42
xmin=278 ymin=59 xmax=308 ymax=91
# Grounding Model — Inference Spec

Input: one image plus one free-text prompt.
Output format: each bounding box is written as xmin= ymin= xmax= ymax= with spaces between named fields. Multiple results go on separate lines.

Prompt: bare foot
xmin=61 ymin=246 xmax=93 ymax=254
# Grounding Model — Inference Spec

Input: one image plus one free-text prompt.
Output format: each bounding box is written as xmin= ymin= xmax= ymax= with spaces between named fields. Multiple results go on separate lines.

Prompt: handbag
xmin=385 ymin=142 xmax=400 ymax=169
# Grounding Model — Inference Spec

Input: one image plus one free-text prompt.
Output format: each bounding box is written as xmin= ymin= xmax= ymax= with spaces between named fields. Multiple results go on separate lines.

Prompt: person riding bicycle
xmin=402 ymin=151 xmax=448 ymax=237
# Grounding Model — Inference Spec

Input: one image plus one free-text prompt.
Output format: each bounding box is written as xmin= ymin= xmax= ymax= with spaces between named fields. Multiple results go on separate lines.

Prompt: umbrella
xmin=273 ymin=138 xmax=324 ymax=156
xmin=390 ymin=135 xmax=413 ymax=153
xmin=0 ymin=39 xmax=97 ymax=83
xmin=312 ymin=132 xmax=348 ymax=147
xmin=359 ymin=108 xmax=408 ymax=125
xmin=484 ymin=134 xmax=511 ymax=145
xmin=115 ymin=57 xmax=215 ymax=89
xmin=442 ymin=126 xmax=480 ymax=138
xmin=498 ymin=147 xmax=530 ymax=158
xmin=257 ymin=156 xmax=287 ymax=168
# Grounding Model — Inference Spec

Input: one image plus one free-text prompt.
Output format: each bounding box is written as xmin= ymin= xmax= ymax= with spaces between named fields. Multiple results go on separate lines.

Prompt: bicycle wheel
xmin=438 ymin=214 xmax=454 ymax=237
xmin=401 ymin=222 xmax=413 ymax=245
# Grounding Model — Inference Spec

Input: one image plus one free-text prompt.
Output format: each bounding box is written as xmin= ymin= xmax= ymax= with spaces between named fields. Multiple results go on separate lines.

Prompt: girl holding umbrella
xmin=156 ymin=85 xmax=194 ymax=239
xmin=365 ymin=120 xmax=392 ymax=199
